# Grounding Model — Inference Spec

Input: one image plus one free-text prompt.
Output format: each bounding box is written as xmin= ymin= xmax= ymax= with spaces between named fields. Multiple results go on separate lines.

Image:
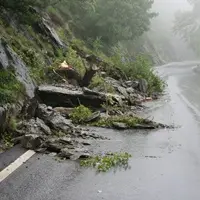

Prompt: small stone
xmin=59 ymin=148 xmax=74 ymax=158
xmin=21 ymin=134 xmax=44 ymax=150
xmin=117 ymin=86 xmax=129 ymax=99
xmin=82 ymin=140 xmax=92 ymax=146
xmin=112 ymin=122 xmax=128 ymax=130
xmin=48 ymin=152 xmax=57 ymax=157
xmin=126 ymin=87 xmax=135 ymax=94
xmin=47 ymin=106 xmax=53 ymax=111
xmin=59 ymin=137 xmax=73 ymax=144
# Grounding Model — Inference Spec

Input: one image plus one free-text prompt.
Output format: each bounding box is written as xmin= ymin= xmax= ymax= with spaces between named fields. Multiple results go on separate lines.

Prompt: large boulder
xmin=37 ymin=85 xmax=125 ymax=108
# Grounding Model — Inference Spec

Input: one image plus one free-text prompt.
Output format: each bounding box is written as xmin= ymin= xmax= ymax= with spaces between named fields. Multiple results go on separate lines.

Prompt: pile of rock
xmin=13 ymin=104 xmax=109 ymax=160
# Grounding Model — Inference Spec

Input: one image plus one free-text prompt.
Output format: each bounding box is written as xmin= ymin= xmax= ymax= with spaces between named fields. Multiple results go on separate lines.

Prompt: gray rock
xmin=38 ymin=18 xmax=64 ymax=48
xmin=117 ymin=86 xmax=129 ymax=99
xmin=59 ymin=148 xmax=74 ymax=158
xmin=133 ymin=124 xmax=156 ymax=129
xmin=138 ymin=79 xmax=148 ymax=93
xmin=125 ymin=81 xmax=133 ymax=87
xmin=53 ymin=107 xmax=73 ymax=118
xmin=37 ymin=85 xmax=125 ymax=108
xmin=70 ymin=152 xmax=90 ymax=160
xmin=59 ymin=137 xmax=73 ymax=145
xmin=36 ymin=104 xmax=53 ymax=122
xmin=0 ymin=107 xmax=6 ymax=133
xmin=20 ymin=118 xmax=51 ymax=136
xmin=105 ymin=77 xmax=121 ymax=88
xmin=46 ymin=142 xmax=63 ymax=153
xmin=126 ymin=87 xmax=135 ymax=94
xmin=0 ymin=39 xmax=35 ymax=97
xmin=132 ymin=81 xmax=139 ymax=89
xmin=21 ymin=134 xmax=44 ymax=149
xmin=84 ymin=111 xmax=101 ymax=123
xmin=36 ymin=118 xmax=51 ymax=135
xmin=48 ymin=113 xmax=74 ymax=132
xmin=112 ymin=122 xmax=128 ymax=130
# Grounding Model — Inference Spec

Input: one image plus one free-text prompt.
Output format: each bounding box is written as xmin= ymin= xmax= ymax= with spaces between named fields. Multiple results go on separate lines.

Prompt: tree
xmin=55 ymin=0 xmax=156 ymax=48
xmin=173 ymin=0 xmax=200 ymax=55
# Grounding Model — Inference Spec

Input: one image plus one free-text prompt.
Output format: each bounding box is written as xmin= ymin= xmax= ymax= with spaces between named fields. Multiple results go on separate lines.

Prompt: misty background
xmin=148 ymin=0 xmax=197 ymax=63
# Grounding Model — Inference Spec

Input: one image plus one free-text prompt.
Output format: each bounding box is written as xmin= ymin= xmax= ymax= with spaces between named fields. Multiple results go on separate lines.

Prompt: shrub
xmin=110 ymin=54 xmax=164 ymax=94
xmin=70 ymin=105 xmax=92 ymax=124
xmin=65 ymin=47 xmax=86 ymax=76
xmin=89 ymin=75 xmax=105 ymax=89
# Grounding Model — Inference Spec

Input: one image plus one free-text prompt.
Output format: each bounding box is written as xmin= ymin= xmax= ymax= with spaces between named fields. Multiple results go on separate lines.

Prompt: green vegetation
xmin=70 ymin=105 xmax=92 ymax=124
xmin=0 ymin=0 xmax=164 ymax=98
xmin=89 ymin=75 xmax=115 ymax=93
xmin=65 ymin=47 xmax=86 ymax=76
xmin=80 ymin=152 xmax=132 ymax=172
xmin=0 ymin=70 xmax=25 ymax=105
xmin=91 ymin=116 xmax=147 ymax=128
xmin=110 ymin=54 xmax=164 ymax=94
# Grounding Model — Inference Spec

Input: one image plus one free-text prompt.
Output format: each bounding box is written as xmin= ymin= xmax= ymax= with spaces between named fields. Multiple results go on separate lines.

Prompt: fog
xmin=150 ymin=0 xmax=196 ymax=62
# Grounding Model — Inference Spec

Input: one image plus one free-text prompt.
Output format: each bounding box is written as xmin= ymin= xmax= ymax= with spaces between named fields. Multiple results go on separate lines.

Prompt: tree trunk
xmin=81 ymin=65 xmax=99 ymax=87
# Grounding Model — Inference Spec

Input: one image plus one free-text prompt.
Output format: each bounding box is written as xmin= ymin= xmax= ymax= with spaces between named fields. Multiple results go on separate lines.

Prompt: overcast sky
xmin=153 ymin=0 xmax=192 ymax=13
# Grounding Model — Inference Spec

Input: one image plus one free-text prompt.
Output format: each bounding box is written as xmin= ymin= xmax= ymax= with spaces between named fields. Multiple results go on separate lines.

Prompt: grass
xmin=91 ymin=116 xmax=148 ymax=128
xmin=89 ymin=75 xmax=115 ymax=93
xmin=80 ymin=152 xmax=132 ymax=172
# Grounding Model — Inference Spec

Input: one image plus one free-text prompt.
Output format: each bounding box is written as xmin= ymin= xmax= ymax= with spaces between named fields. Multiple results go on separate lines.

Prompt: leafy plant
xmin=80 ymin=152 xmax=132 ymax=172
xmin=70 ymin=105 xmax=92 ymax=124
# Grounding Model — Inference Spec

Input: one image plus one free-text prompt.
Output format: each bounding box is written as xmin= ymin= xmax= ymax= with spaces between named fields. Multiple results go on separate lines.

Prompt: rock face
xmin=38 ymin=18 xmax=64 ymax=48
xmin=0 ymin=39 xmax=35 ymax=98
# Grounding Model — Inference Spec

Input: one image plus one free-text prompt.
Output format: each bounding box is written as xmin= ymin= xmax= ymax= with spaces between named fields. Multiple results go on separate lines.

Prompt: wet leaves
xmin=80 ymin=152 xmax=132 ymax=172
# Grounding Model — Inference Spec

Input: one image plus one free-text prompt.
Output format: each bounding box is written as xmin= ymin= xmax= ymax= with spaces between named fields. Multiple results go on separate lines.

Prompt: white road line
xmin=0 ymin=150 xmax=35 ymax=183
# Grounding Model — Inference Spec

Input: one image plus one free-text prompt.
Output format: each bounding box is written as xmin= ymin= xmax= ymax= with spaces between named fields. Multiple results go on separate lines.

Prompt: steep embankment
xmin=0 ymin=6 xmax=167 ymax=157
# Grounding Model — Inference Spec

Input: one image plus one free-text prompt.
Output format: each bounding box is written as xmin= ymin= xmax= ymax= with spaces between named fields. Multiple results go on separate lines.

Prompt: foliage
xmin=89 ymin=75 xmax=105 ymax=89
xmin=70 ymin=105 xmax=92 ymax=124
xmin=65 ymin=47 xmax=86 ymax=76
xmin=53 ymin=0 xmax=156 ymax=48
xmin=91 ymin=116 xmax=147 ymax=128
xmin=80 ymin=152 xmax=132 ymax=172
xmin=89 ymin=75 xmax=115 ymax=93
xmin=0 ymin=70 xmax=25 ymax=105
xmin=0 ymin=20 xmax=54 ymax=83
xmin=110 ymin=53 xmax=164 ymax=94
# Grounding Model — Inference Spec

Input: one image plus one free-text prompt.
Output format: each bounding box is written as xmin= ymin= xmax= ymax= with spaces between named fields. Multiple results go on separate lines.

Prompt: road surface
xmin=1 ymin=62 xmax=200 ymax=200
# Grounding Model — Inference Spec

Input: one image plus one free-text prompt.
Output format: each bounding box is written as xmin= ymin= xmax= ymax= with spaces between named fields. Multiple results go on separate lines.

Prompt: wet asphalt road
xmin=1 ymin=62 xmax=200 ymax=200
